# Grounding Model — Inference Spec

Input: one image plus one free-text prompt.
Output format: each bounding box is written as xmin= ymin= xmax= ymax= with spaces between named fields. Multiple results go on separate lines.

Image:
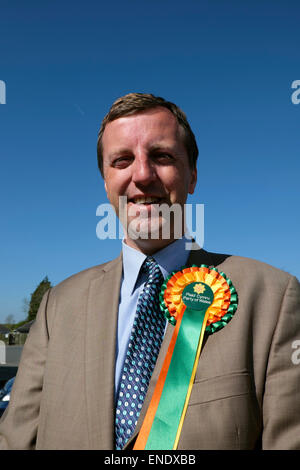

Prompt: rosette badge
xmin=134 ymin=265 xmax=238 ymax=451
xmin=160 ymin=264 xmax=238 ymax=334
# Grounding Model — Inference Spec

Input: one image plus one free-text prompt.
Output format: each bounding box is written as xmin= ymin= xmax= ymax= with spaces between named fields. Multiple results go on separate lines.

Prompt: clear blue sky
xmin=0 ymin=0 xmax=299 ymax=323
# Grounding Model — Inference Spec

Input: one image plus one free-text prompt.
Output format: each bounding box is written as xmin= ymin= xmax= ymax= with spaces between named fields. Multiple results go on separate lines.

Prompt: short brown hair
xmin=97 ymin=92 xmax=198 ymax=176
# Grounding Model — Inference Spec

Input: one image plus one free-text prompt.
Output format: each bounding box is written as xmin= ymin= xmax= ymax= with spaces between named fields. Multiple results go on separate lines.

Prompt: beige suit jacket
xmin=0 ymin=247 xmax=300 ymax=450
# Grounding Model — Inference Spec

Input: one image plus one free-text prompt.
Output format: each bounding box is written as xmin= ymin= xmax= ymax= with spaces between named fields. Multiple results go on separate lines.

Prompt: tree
xmin=22 ymin=297 xmax=30 ymax=316
xmin=4 ymin=314 xmax=15 ymax=325
xmin=27 ymin=276 xmax=52 ymax=322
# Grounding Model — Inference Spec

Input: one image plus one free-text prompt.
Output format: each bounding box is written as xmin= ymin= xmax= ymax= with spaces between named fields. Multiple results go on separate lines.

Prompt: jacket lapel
xmin=85 ymin=255 xmax=122 ymax=449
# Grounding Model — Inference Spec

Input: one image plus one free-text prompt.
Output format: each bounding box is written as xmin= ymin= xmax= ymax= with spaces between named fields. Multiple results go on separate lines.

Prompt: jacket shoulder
xmin=219 ymin=254 xmax=295 ymax=283
xmin=50 ymin=255 xmax=122 ymax=297
xmin=193 ymin=247 xmax=297 ymax=290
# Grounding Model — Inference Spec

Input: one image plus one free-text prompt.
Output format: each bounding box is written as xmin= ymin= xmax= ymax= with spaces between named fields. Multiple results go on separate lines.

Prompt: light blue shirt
xmin=115 ymin=237 xmax=191 ymax=395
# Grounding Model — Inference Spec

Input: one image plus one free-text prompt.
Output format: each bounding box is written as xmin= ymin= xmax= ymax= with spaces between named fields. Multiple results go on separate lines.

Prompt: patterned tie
xmin=115 ymin=257 xmax=165 ymax=450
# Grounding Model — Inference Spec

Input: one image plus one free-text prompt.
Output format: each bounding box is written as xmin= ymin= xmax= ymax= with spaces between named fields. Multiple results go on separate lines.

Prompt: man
xmin=0 ymin=93 xmax=300 ymax=449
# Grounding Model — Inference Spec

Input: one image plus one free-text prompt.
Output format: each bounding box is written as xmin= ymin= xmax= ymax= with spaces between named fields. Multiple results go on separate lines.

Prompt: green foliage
xmin=27 ymin=276 xmax=52 ymax=322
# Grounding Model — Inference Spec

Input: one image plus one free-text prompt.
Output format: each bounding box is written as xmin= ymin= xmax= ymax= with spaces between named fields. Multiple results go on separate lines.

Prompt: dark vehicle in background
xmin=0 ymin=320 xmax=33 ymax=418
xmin=0 ymin=377 xmax=15 ymax=418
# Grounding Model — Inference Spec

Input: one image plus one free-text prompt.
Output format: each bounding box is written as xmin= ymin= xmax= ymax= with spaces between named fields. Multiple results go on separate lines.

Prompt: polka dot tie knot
xmin=115 ymin=257 xmax=165 ymax=449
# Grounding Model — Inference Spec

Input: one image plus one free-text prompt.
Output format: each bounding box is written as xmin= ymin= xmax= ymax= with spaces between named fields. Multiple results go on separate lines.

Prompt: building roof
xmin=15 ymin=320 xmax=35 ymax=333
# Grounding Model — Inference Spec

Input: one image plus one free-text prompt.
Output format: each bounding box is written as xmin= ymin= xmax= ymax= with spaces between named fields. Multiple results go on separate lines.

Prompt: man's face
xmin=102 ymin=107 xmax=197 ymax=252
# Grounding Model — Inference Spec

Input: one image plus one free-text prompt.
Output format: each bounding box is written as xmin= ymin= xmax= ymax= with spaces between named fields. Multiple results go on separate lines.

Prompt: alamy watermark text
xmin=96 ymin=198 xmax=204 ymax=250
xmin=291 ymin=80 xmax=300 ymax=105
xmin=0 ymin=80 xmax=6 ymax=104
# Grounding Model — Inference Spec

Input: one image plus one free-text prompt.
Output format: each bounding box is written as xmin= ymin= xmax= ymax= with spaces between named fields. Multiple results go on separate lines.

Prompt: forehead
xmin=101 ymin=107 xmax=185 ymax=154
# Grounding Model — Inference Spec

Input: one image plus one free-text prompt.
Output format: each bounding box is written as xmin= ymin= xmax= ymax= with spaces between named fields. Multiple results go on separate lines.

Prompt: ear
xmin=188 ymin=168 xmax=197 ymax=195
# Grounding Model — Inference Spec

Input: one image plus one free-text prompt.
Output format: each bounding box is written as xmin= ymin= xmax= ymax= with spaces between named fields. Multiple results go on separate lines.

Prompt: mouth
xmin=128 ymin=196 xmax=164 ymax=205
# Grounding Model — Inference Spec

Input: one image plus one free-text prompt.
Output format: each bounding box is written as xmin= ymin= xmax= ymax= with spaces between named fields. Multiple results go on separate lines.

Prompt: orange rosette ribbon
xmin=161 ymin=264 xmax=237 ymax=334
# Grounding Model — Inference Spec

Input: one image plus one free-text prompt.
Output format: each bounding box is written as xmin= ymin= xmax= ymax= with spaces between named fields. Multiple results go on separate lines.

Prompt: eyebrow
xmin=106 ymin=148 xmax=132 ymax=160
xmin=113 ymin=148 xmax=132 ymax=155
xmin=148 ymin=143 xmax=176 ymax=153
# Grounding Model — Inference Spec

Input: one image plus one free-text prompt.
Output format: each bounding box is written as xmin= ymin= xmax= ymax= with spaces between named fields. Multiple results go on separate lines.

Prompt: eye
xmin=112 ymin=156 xmax=133 ymax=168
xmin=152 ymin=153 xmax=174 ymax=164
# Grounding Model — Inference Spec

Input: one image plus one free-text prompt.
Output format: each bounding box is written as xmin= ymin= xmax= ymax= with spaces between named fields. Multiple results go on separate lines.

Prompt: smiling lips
xmin=128 ymin=196 xmax=164 ymax=205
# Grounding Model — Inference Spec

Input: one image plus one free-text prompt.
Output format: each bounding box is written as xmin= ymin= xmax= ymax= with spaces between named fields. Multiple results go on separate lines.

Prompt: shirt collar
xmin=121 ymin=236 xmax=191 ymax=295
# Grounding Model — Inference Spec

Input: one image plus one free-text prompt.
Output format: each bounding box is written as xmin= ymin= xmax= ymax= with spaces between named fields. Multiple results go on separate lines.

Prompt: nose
xmin=131 ymin=155 xmax=156 ymax=187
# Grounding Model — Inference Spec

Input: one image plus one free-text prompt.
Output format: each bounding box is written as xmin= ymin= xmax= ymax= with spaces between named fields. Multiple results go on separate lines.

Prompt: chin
xmin=126 ymin=215 xmax=184 ymax=244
